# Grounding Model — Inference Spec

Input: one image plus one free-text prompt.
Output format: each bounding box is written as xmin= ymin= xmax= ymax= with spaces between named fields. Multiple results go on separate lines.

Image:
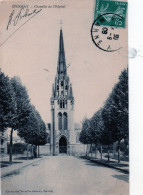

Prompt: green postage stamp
xmin=94 ymin=0 xmax=128 ymax=28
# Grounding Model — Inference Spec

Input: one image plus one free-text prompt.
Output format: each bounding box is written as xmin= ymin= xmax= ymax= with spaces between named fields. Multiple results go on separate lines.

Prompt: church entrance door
xmin=59 ymin=136 xmax=67 ymax=154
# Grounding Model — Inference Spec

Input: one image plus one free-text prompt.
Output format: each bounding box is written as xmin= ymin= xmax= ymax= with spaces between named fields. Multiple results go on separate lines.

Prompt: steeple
xmin=50 ymin=29 xmax=75 ymax=156
xmin=57 ymin=29 xmax=67 ymax=77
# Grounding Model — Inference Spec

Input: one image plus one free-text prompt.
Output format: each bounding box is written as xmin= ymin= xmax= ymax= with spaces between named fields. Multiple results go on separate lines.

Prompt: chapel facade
xmin=50 ymin=29 xmax=76 ymax=155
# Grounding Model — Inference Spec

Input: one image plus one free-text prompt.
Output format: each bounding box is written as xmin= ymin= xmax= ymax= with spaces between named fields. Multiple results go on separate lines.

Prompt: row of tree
xmin=0 ymin=71 xmax=47 ymax=163
xmin=79 ymin=69 xmax=128 ymax=163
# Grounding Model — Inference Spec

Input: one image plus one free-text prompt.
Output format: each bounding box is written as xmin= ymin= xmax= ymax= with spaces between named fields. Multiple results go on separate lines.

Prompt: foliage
xmin=102 ymin=69 xmax=128 ymax=143
xmin=90 ymin=109 xmax=104 ymax=145
xmin=18 ymin=105 xmax=47 ymax=146
xmin=10 ymin=77 xmax=32 ymax=130
xmin=0 ymin=72 xmax=47 ymax=162
xmin=80 ymin=109 xmax=104 ymax=145
xmin=111 ymin=69 xmax=128 ymax=142
xmin=0 ymin=72 xmax=16 ymax=132
xmin=101 ymin=95 xmax=115 ymax=146
xmin=7 ymin=143 xmax=27 ymax=154
xmin=79 ymin=118 xmax=91 ymax=144
xmin=79 ymin=68 xmax=128 ymax=160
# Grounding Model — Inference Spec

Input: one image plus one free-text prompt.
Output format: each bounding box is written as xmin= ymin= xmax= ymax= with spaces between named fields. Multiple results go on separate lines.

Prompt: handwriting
xmin=0 ymin=8 xmax=42 ymax=47
xmin=6 ymin=10 xmax=15 ymax=30
xmin=6 ymin=7 xmax=42 ymax=30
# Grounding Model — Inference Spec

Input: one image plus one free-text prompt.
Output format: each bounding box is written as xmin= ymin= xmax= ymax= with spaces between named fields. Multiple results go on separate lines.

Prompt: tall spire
xmin=57 ymin=29 xmax=67 ymax=77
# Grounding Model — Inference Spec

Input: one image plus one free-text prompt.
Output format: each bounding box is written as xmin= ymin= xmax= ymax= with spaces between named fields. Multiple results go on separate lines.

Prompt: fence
xmin=38 ymin=144 xmax=87 ymax=156
xmin=69 ymin=144 xmax=87 ymax=156
xmin=87 ymin=144 xmax=129 ymax=162
xmin=28 ymin=143 xmax=129 ymax=162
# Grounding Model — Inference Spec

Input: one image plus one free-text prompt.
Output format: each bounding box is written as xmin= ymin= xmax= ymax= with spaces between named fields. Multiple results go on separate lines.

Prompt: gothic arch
xmin=59 ymin=136 xmax=67 ymax=154
xmin=58 ymin=112 xmax=62 ymax=130
xmin=58 ymin=98 xmax=67 ymax=109
xmin=63 ymin=112 xmax=68 ymax=130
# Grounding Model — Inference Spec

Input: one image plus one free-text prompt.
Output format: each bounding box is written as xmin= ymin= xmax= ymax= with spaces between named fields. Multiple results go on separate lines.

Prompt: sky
xmin=0 ymin=0 xmax=128 ymax=124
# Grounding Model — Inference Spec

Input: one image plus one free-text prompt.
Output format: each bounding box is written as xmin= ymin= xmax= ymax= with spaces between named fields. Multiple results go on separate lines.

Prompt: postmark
xmin=91 ymin=13 xmax=123 ymax=52
xmin=94 ymin=0 xmax=128 ymax=28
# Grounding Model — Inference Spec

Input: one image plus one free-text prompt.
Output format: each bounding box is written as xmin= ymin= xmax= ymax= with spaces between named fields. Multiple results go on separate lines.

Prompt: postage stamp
xmin=94 ymin=0 xmax=128 ymax=28
xmin=91 ymin=13 xmax=123 ymax=52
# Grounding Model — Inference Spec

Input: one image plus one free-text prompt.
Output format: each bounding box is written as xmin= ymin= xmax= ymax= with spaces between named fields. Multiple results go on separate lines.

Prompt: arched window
xmin=58 ymin=112 xmax=62 ymax=130
xmin=63 ymin=100 xmax=65 ymax=108
xmin=63 ymin=112 xmax=68 ymax=130
xmin=60 ymin=100 xmax=62 ymax=108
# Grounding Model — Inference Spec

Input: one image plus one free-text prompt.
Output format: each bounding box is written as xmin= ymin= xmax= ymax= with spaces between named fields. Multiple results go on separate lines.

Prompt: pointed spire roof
xmin=68 ymin=84 xmax=73 ymax=98
xmin=52 ymin=84 xmax=55 ymax=97
xmin=70 ymin=85 xmax=73 ymax=97
xmin=57 ymin=29 xmax=67 ymax=77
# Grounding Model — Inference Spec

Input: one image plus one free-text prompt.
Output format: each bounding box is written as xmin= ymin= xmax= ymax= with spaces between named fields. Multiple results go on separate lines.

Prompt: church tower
xmin=50 ymin=29 xmax=75 ymax=155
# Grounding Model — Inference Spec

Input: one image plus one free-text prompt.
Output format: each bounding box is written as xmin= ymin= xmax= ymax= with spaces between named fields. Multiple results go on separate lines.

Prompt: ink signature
xmin=6 ymin=7 xmax=42 ymax=30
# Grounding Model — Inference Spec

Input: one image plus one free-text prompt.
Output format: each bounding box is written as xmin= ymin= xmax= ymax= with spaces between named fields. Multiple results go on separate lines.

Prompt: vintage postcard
xmin=0 ymin=0 xmax=128 ymax=195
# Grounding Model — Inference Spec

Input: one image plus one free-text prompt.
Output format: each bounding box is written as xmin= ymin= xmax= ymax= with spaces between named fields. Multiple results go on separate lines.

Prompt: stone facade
xmin=50 ymin=29 xmax=76 ymax=155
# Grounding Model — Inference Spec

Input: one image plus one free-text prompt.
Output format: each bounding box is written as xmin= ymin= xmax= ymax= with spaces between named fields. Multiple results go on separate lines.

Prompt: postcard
xmin=0 ymin=0 xmax=128 ymax=195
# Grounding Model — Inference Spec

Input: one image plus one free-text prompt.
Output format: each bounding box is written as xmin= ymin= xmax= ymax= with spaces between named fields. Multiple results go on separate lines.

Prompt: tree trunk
xmin=118 ymin=141 xmax=121 ymax=163
xmin=34 ymin=146 xmax=37 ymax=158
xmin=9 ymin=128 xmax=13 ymax=164
xmin=31 ymin=145 xmax=34 ymax=158
xmin=95 ymin=145 xmax=97 ymax=158
xmin=87 ymin=144 xmax=90 ymax=156
xmin=27 ymin=144 xmax=29 ymax=160
xmin=108 ymin=144 xmax=110 ymax=162
xmin=38 ymin=145 xmax=40 ymax=158
xmin=113 ymin=143 xmax=116 ymax=157
xmin=91 ymin=144 xmax=92 ymax=157
xmin=85 ymin=145 xmax=87 ymax=156
xmin=87 ymin=144 xmax=89 ymax=156
xmin=100 ymin=145 xmax=102 ymax=160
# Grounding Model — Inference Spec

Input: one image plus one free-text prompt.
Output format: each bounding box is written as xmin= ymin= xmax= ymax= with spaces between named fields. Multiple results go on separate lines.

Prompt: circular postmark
xmin=91 ymin=13 xmax=123 ymax=52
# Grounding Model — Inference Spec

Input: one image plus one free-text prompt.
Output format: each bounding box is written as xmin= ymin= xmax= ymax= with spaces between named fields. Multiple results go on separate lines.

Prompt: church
xmin=50 ymin=29 xmax=83 ymax=156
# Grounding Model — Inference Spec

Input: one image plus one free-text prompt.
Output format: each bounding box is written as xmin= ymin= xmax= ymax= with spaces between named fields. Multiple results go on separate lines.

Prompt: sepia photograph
xmin=0 ymin=0 xmax=129 ymax=194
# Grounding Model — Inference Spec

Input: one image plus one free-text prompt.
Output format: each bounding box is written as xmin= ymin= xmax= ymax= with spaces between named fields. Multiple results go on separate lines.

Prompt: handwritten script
xmin=6 ymin=7 xmax=42 ymax=30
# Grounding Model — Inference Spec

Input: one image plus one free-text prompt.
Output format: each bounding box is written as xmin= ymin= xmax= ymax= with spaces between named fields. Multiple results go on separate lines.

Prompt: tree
xmin=107 ymin=69 xmax=128 ymax=163
xmin=101 ymin=68 xmax=128 ymax=163
xmin=31 ymin=107 xmax=47 ymax=157
xmin=101 ymin=96 xmax=115 ymax=162
xmin=0 ymin=73 xmax=47 ymax=162
xmin=0 ymin=72 xmax=16 ymax=132
xmin=80 ymin=111 xmax=104 ymax=157
xmin=18 ymin=105 xmax=47 ymax=158
xmin=79 ymin=118 xmax=92 ymax=155
xmin=9 ymin=77 xmax=32 ymax=163
xmin=79 ymin=118 xmax=91 ymax=144
xmin=90 ymin=109 xmax=104 ymax=158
